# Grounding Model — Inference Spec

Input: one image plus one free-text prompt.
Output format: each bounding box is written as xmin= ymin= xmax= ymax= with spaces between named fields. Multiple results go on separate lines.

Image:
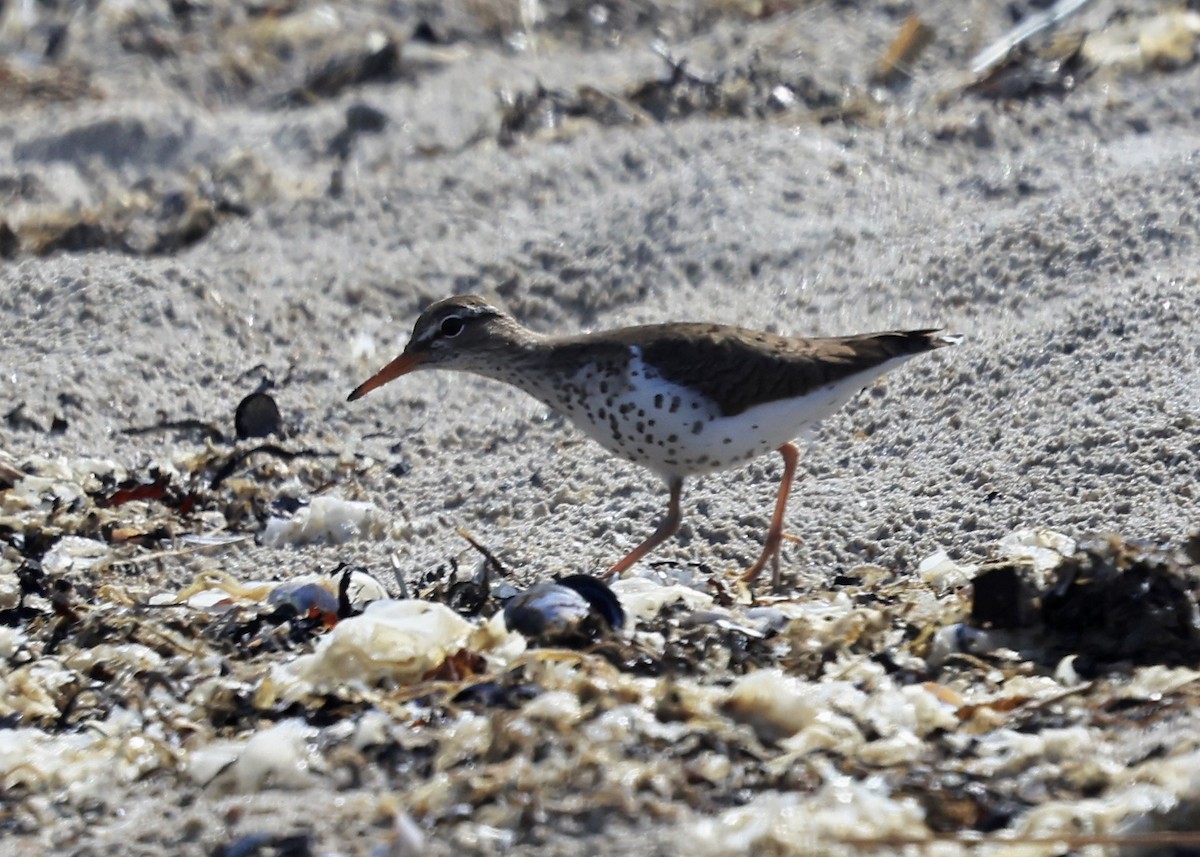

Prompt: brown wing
xmin=622 ymin=324 xmax=951 ymax=417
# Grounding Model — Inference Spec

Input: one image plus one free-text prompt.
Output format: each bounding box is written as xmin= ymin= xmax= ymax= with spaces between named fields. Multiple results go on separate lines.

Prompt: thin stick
xmin=970 ymin=0 xmax=1092 ymax=77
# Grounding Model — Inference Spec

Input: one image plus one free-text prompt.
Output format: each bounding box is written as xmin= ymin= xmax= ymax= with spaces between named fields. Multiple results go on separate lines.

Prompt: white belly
xmin=526 ymin=347 xmax=917 ymax=480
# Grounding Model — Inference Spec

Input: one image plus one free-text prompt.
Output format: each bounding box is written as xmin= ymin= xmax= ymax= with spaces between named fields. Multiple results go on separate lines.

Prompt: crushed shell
xmin=2 ymin=449 xmax=1199 ymax=855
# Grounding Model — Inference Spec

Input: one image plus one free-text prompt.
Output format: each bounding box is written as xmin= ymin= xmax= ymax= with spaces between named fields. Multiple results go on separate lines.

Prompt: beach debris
xmin=99 ymin=471 xmax=175 ymax=509
xmin=503 ymin=574 xmax=624 ymax=645
xmin=609 ymin=575 xmax=713 ymax=620
xmin=0 ymin=451 xmax=27 ymax=488
xmin=2 ymin=438 xmax=353 ymax=560
xmin=260 ymin=495 xmax=386 ymax=547
xmin=121 ymin=418 xmax=226 ymax=443
xmin=946 ymin=535 xmax=1200 ymax=671
xmin=968 ymin=31 xmax=1087 ymax=100
xmin=497 ymin=83 xmax=636 ymax=146
xmin=41 ymin=537 xmax=110 ymax=577
xmin=372 ymin=810 xmax=425 ymax=857
xmin=257 ymin=599 xmax=486 ymax=704
xmin=629 ymin=50 xmax=839 ymax=122
xmin=8 ymin=175 xmax=255 ymax=258
xmin=498 ymin=51 xmax=841 ymax=146
xmin=0 ymin=58 xmax=100 ymax=109
xmin=212 ymin=833 xmax=314 ymax=857
xmin=964 ymin=3 xmax=1200 ymax=98
xmin=338 ymin=565 xmax=391 ymax=616
xmin=917 ymin=548 xmax=976 ymax=591
xmin=3 ymin=444 xmax=1198 ymax=857
xmin=234 ymin=391 xmax=283 ymax=440
xmin=689 ymin=776 xmax=927 ymax=857
xmin=997 ymin=527 xmax=1076 ymax=574
xmin=283 ymin=32 xmax=403 ymax=106
xmin=969 ymin=0 xmax=1092 ymax=79
xmin=208 ymin=442 xmax=335 ymax=490
xmin=871 ymin=15 xmax=935 ymax=88
xmin=455 ymin=527 xmax=511 ymax=583
xmin=971 ymin=562 xmax=1040 ymax=629
xmin=266 ymin=580 xmax=340 ymax=627
xmin=1083 ymin=9 xmax=1200 ymax=72
xmin=139 ymin=566 xmax=390 ymax=654
xmin=189 ymin=719 xmax=321 ymax=793
xmin=1040 ymin=536 xmax=1200 ymax=667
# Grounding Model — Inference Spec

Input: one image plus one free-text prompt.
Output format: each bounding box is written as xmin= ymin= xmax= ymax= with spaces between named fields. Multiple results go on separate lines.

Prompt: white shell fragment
xmin=40 ymin=536 xmax=113 ymax=575
xmin=1083 ymin=10 xmax=1200 ymax=71
xmin=260 ymin=495 xmax=386 ymax=546
xmin=610 ymin=576 xmax=713 ymax=620
xmin=997 ymin=527 xmax=1076 ymax=573
xmin=917 ymin=548 xmax=976 ymax=591
xmin=189 ymin=719 xmax=320 ymax=793
xmin=259 ymin=600 xmax=484 ymax=704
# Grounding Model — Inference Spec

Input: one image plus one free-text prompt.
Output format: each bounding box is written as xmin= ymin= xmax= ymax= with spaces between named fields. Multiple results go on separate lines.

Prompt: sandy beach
xmin=2 ymin=1 xmax=1199 ymax=854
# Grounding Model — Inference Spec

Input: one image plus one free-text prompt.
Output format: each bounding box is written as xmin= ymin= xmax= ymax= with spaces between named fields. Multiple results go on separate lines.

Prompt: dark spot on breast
xmin=597 ymin=408 xmax=607 ymax=419
xmin=723 ymin=437 xmax=731 ymax=444
xmin=669 ymin=397 xmax=681 ymax=413
xmin=600 ymin=381 xmax=609 ymax=393
xmin=636 ymin=422 xmax=645 ymax=433
xmin=654 ymin=394 xmax=664 ymax=409
xmin=692 ymin=421 xmax=704 ymax=435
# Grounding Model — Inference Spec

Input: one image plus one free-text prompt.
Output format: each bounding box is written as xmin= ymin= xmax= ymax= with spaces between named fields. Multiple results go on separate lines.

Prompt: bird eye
xmin=439 ymin=316 xmax=465 ymax=337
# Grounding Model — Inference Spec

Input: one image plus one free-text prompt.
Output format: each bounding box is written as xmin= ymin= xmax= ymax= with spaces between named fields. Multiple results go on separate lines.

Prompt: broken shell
xmin=260 ymin=495 xmax=385 ymax=546
xmin=338 ymin=566 xmax=391 ymax=614
xmin=234 ymin=392 xmax=282 ymax=440
xmin=503 ymin=574 xmax=624 ymax=644
xmin=609 ymin=576 xmax=713 ymax=621
xmin=504 ymin=584 xmax=590 ymax=638
xmin=258 ymin=599 xmax=479 ymax=704
xmin=267 ymin=580 xmax=339 ymax=624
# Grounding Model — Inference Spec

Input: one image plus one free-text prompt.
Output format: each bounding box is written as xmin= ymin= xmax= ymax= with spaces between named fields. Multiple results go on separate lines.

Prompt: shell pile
xmin=3 ymin=451 xmax=1199 ymax=855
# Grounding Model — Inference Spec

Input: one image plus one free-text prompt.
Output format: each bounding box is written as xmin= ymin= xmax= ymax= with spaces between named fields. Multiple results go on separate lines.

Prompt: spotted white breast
xmin=522 ymin=346 xmax=921 ymax=481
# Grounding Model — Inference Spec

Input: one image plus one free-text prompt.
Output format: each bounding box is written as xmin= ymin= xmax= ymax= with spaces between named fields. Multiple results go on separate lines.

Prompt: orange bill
xmin=347 ymin=351 xmax=428 ymax=401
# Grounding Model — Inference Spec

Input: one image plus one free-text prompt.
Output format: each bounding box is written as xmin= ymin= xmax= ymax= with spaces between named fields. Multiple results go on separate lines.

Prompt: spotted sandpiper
xmin=349 ymin=295 xmax=957 ymax=589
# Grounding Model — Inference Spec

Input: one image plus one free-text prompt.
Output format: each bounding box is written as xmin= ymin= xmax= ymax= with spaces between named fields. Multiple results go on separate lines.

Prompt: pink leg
xmin=742 ymin=442 xmax=800 ymax=590
xmin=602 ymin=478 xmax=684 ymax=579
